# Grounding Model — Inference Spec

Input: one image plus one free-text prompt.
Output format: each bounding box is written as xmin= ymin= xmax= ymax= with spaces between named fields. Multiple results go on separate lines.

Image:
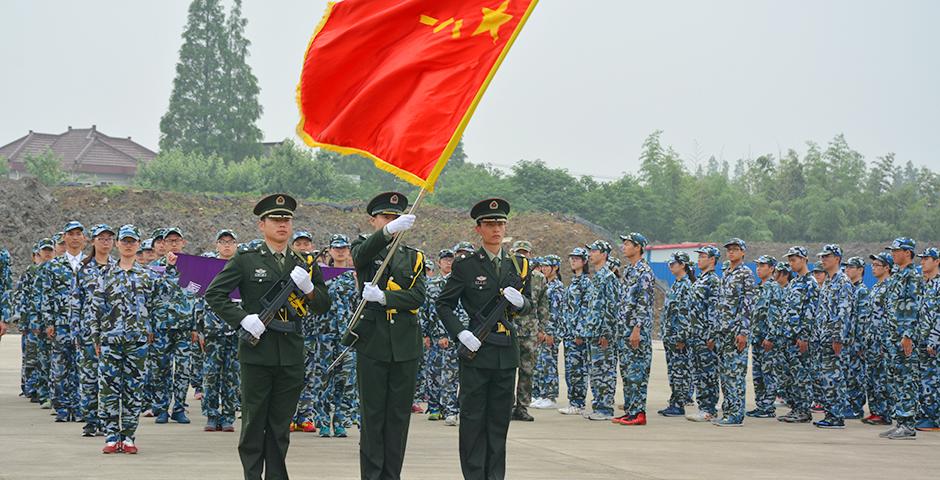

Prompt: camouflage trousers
xmin=50 ymin=328 xmax=80 ymax=416
xmin=864 ymin=335 xmax=892 ymax=418
xmin=716 ymin=333 xmax=747 ymax=422
xmin=514 ymin=335 xmax=538 ymax=409
xmin=26 ymin=332 xmax=51 ymax=401
xmin=751 ymin=341 xmax=782 ymax=413
xmin=21 ymin=332 xmax=38 ymax=397
xmin=143 ymin=331 xmax=160 ymax=411
xmin=918 ymin=347 xmax=940 ymax=423
xmin=77 ymin=339 xmax=100 ymax=428
xmin=617 ymin=332 xmax=652 ymax=416
xmin=664 ymin=341 xmax=693 ymax=409
xmin=190 ymin=336 xmax=205 ymax=393
xmin=98 ymin=338 xmax=148 ymax=443
xmin=426 ymin=340 xmax=459 ymax=417
xmin=562 ymin=339 xmax=588 ymax=408
xmin=587 ymin=338 xmax=616 ymax=416
xmin=293 ymin=340 xmax=319 ymax=425
xmin=202 ymin=334 xmax=239 ymax=425
xmin=151 ymin=329 xmax=191 ymax=415
xmin=778 ymin=341 xmax=813 ymax=415
xmin=414 ymin=341 xmax=430 ymax=404
xmin=842 ymin=342 xmax=867 ymax=417
xmin=315 ymin=334 xmax=359 ymax=429
xmin=688 ymin=338 xmax=719 ymax=415
xmin=885 ymin=335 xmax=920 ymax=428
xmin=814 ymin=342 xmax=847 ymax=420
xmin=533 ymin=340 xmax=559 ymax=401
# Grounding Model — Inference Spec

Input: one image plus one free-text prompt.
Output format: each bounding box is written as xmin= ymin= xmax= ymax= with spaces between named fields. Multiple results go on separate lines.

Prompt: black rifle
xmin=238 ymin=267 xmax=311 ymax=347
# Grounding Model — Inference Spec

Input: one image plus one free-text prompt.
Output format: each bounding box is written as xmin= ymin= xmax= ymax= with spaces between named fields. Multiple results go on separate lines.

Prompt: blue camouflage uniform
xmin=885 ymin=238 xmax=923 ymax=432
xmin=811 ymin=245 xmax=854 ymax=425
xmin=661 ymin=255 xmax=694 ymax=411
xmin=844 ymin=257 xmax=870 ymax=419
xmin=315 ymin=269 xmax=360 ymax=433
xmin=778 ymin=247 xmax=819 ymax=421
xmin=689 ymin=246 xmax=722 ymax=417
xmin=76 ymin=250 xmax=117 ymax=433
xmin=425 ymin=271 xmax=465 ymax=419
xmin=617 ymin=233 xmax=655 ymax=419
xmin=0 ymin=248 xmax=11 ymax=327
xmin=587 ymin=253 xmax=619 ymax=417
xmin=749 ymin=256 xmax=785 ymax=416
xmin=533 ymin=256 xmax=564 ymax=403
xmin=715 ymin=239 xmax=756 ymax=425
xmin=862 ymin=253 xmax=893 ymax=422
xmin=916 ymin=248 xmax=940 ymax=429
xmin=91 ymin=225 xmax=157 ymax=445
xmin=15 ymin=258 xmax=42 ymax=398
xmin=562 ymin=248 xmax=594 ymax=410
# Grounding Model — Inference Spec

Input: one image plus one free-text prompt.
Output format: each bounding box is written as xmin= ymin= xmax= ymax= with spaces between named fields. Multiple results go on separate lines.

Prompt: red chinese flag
xmin=296 ymin=0 xmax=538 ymax=191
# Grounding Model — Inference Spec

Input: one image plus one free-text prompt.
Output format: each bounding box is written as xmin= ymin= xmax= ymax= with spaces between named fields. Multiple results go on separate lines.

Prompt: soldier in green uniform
xmin=205 ymin=193 xmax=330 ymax=480
xmin=349 ymin=191 xmax=426 ymax=480
xmin=437 ymin=198 xmax=533 ymax=480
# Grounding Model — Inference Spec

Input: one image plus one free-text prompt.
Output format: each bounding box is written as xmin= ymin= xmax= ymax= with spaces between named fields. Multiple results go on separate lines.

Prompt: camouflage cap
xmin=139 ymin=238 xmax=154 ymax=251
xmin=869 ymin=251 xmax=894 ymax=267
xmin=774 ymin=262 xmax=792 ymax=274
xmin=118 ymin=224 xmax=141 ymax=241
xmin=886 ymin=237 xmax=916 ymax=252
xmin=724 ymin=238 xmax=747 ymax=250
xmin=587 ymin=240 xmax=612 ymax=254
xmin=453 ymin=241 xmax=475 ymax=253
xmin=329 ymin=234 xmax=351 ymax=248
xmin=164 ymin=227 xmax=184 ymax=238
xmin=812 ymin=262 xmax=826 ymax=273
xmin=694 ymin=245 xmax=721 ymax=259
xmin=37 ymin=238 xmax=54 ymax=250
xmin=53 ymin=232 xmax=64 ymax=245
xmin=785 ymin=246 xmax=808 ymax=259
xmin=90 ymin=223 xmax=115 ymax=238
xmin=151 ymin=228 xmax=168 ymax=241
xmin=669 ymin=251 xmax=691 ymax=265
xmin=844 ymin=256 xmax=865 ymax=268
xmin=755 ymin=255 xmax=777 ymax=266
xmin=510 ymin=240 xmax=533 ymax=254
xmin=607 ymin=257 xmax=622 ymax=268
xmin=291 ymin=230 xmax=313 ymax=243
xmin=816 ymin=244 xmax=843 ymax=258
xmin=542 ymin=254 xmax=561 ymax=267
xmin=568 ymin=247 xmax=589 ymax=259
xmin=216 ymin=229 xmax=238 ymax=241
xmin=619 ymin=232 xmax=648 ymax=248
xmin=530 ymin=256 xmax=543 ymax=267
xmin=438 ymin=248 xmax=455 ymax=259
xmin=917 ymin=247 xmax=940 ymax=260
xmin=63 ymin=220 xmax=84 ymax=233
xmin=424 ymin=258 xmax=435 ymax=271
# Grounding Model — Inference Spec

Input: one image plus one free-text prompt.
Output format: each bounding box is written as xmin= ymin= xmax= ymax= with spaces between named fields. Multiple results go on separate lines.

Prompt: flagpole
xmin=328 ymin=187 xmax=428 ymax=373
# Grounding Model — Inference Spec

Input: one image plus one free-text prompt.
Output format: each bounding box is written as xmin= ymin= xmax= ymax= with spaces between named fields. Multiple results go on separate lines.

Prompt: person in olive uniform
xmin=350 ymin=191 xmax=426 ymax=480
xmin=437 ymin=198 xmax=533 ymax=480
xmin=205 ymin=194 xmax=330 ymax=480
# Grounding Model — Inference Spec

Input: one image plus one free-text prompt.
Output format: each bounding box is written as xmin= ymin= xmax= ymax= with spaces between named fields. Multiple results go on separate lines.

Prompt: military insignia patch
xmin=276 ymin=196 xmax=286 ymax=205
xmin=489 ymin=200 xmax=498 ymax=209
xmin=475 ymin=275 xmax=488 ymax=287
xmin=390 ymin=194 xmax=399 ymax=205
xmin=253 ymin=268 xmax=268 ymax=279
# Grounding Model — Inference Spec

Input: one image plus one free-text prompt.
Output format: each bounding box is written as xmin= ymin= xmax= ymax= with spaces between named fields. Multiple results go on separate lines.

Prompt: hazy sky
xmin=3 ymin=0 xmax=938 ymax=179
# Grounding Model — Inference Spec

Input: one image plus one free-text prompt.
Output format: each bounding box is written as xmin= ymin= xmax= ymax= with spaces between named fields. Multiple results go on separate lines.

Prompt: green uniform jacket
xmin=351 ymin=230 xmax=426 ymax=363
xmin=437 ymin=247 xmax=533 ymax=370
xmin=205 ymin=242 xmax=330 ymax=366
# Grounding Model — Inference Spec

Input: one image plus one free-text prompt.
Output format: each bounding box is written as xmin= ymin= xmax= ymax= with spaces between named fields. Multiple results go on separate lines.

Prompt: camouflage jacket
xmin=424 ymin=273 xmax=469 ymax=339
xmin=323 ymin=269 xmax=358 ymax=336
xmin=661 ymin=275 xmax=693 ymax=345
xmin=75 ymin=257 xmax=117 ymax=339
xmin=13 ymin=264 xmax=40 ymax=330
xmin=920 ymin=275 xmax=939 ymax=349
xmin=150 ymin=257 xmax=195 ymax=331
xmin=752 ymin=280 xmax=786 ymax=343
xmin=863 ymin=278 xmax=892 ymax=346
xmin=544 ymin=278 xmax=564 ymax=338
xmin=619 ymin=259 xmax=655 ymax=336
xmin=91 ymin=262 xmax=159 ymax=343
xmin=691 ymin=270 xmax=721 ymax=340
xmin=784 ymin=271 xmax=819 ymax=341
xmin=886 ymin=264 xmax=922 ymax=341
xmin=588 ymin=265 xmax=620 ymax=338
xmin=0 ymin=249 xmax=11 ymax=322
xmin=36 ymin=254 xmax=85 ymax=336
xmin=717 ymin=263 xmax=756 ymax=338
xmin=813 ymin=271 xmax=855 ymax=344
xmin=849 ymin=281 xmax=871 ymax=345
xmin=564 ymin=273 xmax=596 ymax=339
xmin=514 ymin=269 xmax=546 ymax=337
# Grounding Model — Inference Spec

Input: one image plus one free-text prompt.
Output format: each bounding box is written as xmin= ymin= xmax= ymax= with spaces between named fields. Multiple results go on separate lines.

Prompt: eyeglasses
xmin=217 ymin=240 xmax=236 ymax=246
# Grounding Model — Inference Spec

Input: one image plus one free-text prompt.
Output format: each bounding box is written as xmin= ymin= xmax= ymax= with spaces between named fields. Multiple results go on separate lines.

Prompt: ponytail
xmin=81 ymin=245 xmax=97 ymax=267
xmin=685 ymin=263 xmax=697 ymax=283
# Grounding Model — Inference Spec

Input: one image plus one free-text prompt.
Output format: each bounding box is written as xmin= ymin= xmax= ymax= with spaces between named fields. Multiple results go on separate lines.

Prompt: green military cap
xmin=254 ymin=193 xmax=297 ymax=219
xmin=216 ymin=229 xmax=237 ymax=241
xmin=366 ymin=191 xmax=408 ymax=216
xmin=471 ymin=198 xmax=510 ymax=222
xmin=151 ymin=228 xmax=168 ymax=241
xmin=510 ymin=240 xmax=533 ymax=254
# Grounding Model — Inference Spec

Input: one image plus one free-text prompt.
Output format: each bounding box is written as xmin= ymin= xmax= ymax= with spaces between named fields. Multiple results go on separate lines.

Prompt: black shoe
xmin=30 ymin=396 xmax=41 ymax=403
xmin=511 ymin=408 xmax=534 ymax=422
xmin=82 ymin=424 xmax=96 ymax=437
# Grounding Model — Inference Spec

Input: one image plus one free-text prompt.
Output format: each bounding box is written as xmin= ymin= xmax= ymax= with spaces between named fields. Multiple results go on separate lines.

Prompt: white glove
xmin=458 ymin=330 xmax=482 ymax=352
xmin=290 ymin=266 xmax=314 ymax=294
xmin=240 ymin=314 xmax=265 ymax=339
xmin=503 ymin=286 xmax=524 ymax=308
xmin=362 ymin=282 xmax=387 ymax=305
xmin=384 ymin=214 xmax=416 ymax=235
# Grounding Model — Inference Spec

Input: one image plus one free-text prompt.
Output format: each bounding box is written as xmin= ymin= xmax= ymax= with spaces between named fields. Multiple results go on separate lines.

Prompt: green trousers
xmin=239 ymin=362 xmax=304 ymax=480
xmin=357 ymin=354 xmax=419 ymax=480
xmin=458 ymin=364 xmax=516 ymax=480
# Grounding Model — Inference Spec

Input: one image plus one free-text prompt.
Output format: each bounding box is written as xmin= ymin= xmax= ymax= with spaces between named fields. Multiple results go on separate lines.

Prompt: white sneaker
xmin=685 ymin=411 xmax=715 ymax=422
xmin=444 ymin=415 xmax=458 ymax=426
xmin=774 ymin=397 xmax=786 ymax=408
xmin=588 ymin=412 xmax=613 ymax=421
xmin=529 ymin=398 xmax=544 ymax=409
xmin=558 ymin=405 xmax=584 ymax=415
xmin=537 ymin=398 xmax=557 ymax=410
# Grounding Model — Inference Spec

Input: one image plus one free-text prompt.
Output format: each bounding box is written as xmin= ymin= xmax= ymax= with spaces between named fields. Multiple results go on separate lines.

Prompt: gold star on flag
xmin=472 ymin=0 xmax=513 ymax=43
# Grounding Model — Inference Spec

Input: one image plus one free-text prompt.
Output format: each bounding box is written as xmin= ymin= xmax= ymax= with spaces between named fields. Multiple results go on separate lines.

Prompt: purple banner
xmin=322 ymin=265 xmax=354 ymax=282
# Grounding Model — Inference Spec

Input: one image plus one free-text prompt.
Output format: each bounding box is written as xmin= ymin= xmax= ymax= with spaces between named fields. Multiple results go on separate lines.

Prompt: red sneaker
xmin=300 ymin=421 xmax=317 ymax=433
xmin=611 ymin=415 xmax=629 ymax=424
xmin=411 ymin=404 xmax=424 ymax=414
xmin=122 ymin=440 xmax=138 ymax=454
xmin=102 ymin=442 xmax=121 ymax=454
xmin=861 ymin=414 xmax=885 ymax=425
xmin=621 ymin=412 xmax=647 ymax=426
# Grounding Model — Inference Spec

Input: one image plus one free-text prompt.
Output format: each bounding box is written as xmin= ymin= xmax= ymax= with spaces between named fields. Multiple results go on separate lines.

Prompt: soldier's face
xmin=820 ymin=254 xmax=839 ymax=271
xmin=217 ymin=235 xmax=237 ymax=258
xmin=55 ymin=244 xmax=66 ymax=255
xmin=164 ymin=233 xmax=186 ymax=254
xmin=775 ymin=271 xmax=790 ymax=287
xmin=118 ymin=238 xmax=139 ymax=258
xmin=621 ymin=241 xmax=641 ymax=258
xmin=697 ymin=253 xmax=714 ymax=271
xmin=94 ymin=232 xmax=114 ymax=256
xmin=872 ymin=261 xmax=888 ymax=278
xmin=64 ymin=229 xmax=85 ymax=251
xmin=725 ymin=246 xmax=744 ymax=263
xmin=813 ymin=271 xmax=826 ymax=284
xmin=141 ymin=250 xmax=157 ymax=263
xmin=921 ymin=257 xmax=939 ymax=275
xmin=439 ymin=256 xmax=453 ymax=274
xmin=474 ymin=220 xmax=506 ymax=246
xmin=330 ymin=246 xmax=350 ymax=263
xmin=369 ymin=214 xmax=398 ymax=230
xmin=259 ymin=217 xmax=293 ymax=243
xmin=153 ymin=239 xmax=167 ymax=256
xmin=668 ymin=262 xmax=684 ymax=276
xmin=39 ymin=248 xmax=54 ymax=261
xmin=569 ymin=256 xmax=584 ymax=272
xmin=891 ymin=249 xmax=911 ymax=266
xmin=292 ymin=238 xmax=314 ymax=253
xmin=787 ymin=255 xmax=806 ymax=272
xmin=845 ymin=265 xmax=863 ymax=282
xmin=756 ymin=263 xmax=773 ymax=280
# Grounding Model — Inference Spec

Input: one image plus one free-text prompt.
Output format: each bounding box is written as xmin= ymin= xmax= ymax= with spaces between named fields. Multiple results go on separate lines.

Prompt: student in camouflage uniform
xmin=508 ymin=240 xmax=545 ymax=422
xmin=810 ymin=244 xmax=853 ymax=429
xmin=425 ymin=248 xmax=465 ymax=425
xmin=75 ymin=224 xmax=117 ymax=436
xmin=686 ymin=245 xmax=722 ymax=422
xmin=765 ymin=262 xmax=793 ymax=415
xmin=747 ymin=255 xmax=784 ymax=418
xmin=861 ymin=252 xmax=894 ymax=425
xmin=92 ymin=225 xmax=157 ymax=454
xmin=532 ymin=255 xmax=563 ymax=409
xmin=23 ymin=239 xmax=55 ymax=405
xmin=614 ymin=233 xmax=655 ymax=426
xmin=196 ymin=230 xmax=240 ymax=432
xmin=38 ymin=221 xmax=87 ymax=422
xmin=315 ymin=234 xmax=359 ymax=438
xmin=142 ymin=228 xmax=167 ymax=417
xmin=777 ymin=246 xmax=820 ymax=423
xmin=585 ymin=240 xmax=618 ymax=421
xmin=658 ymin=252 xmax=695 ymax=418
xmin=14 ymin=246 xmax=41 ymax=400
xmin=881 ymin=237 xmax=923 ymax=439
xmin=843 ymin=257 xmax=870 ymax=420
xmin=915 ymin=247 xmax=940 ymax=431
xmin=289 ymin=229 xmax=319 ymax=433
xmin=713 ymin=238 xmax=755 ymax=427
xmin=0 ymin=247 xmax=11 ymax=338
xmin=558 ymin=247 xmax=594 ymax=416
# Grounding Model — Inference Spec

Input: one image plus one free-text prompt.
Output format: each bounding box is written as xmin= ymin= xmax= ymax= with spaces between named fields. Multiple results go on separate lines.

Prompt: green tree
xmin=220 ymin=0 xmax=263 ymax=160
xmin=24 ymin=149 xmax=66 ymax=186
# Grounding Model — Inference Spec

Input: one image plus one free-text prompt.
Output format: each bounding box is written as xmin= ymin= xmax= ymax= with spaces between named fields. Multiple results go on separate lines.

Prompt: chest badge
xmin=475 ymin=275 xmax=488 ymax=287
xmin=253 ymin=268 xmax=268 ymax=279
